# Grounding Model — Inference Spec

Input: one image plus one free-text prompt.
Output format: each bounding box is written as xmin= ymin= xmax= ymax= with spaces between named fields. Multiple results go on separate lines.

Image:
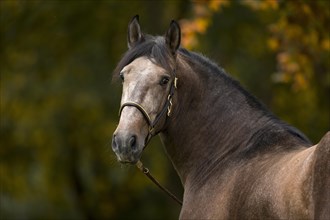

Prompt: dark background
xmin=1 ymin=0 xmax=329 ymax=219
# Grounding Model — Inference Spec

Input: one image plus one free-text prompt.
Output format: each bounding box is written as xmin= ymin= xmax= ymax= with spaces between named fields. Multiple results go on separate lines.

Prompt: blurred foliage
xmin=181 ymin=0 xmax=329 ymax=142
xmin=0 ymin=0 xmax=329 ymax=219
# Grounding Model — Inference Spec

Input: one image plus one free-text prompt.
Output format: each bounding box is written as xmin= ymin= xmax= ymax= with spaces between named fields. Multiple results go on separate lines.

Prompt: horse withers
xmin=111 ymin=15 xmax=330 ymax=219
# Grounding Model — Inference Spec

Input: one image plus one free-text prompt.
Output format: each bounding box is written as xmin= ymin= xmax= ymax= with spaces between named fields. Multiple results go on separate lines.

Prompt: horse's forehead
xmin=122 ymin=57 xmax=164 ymax=77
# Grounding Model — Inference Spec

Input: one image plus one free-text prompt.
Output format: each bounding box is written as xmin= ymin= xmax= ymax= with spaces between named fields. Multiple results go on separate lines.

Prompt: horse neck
xmin=160 ymin=56 xmax=277 ymax=186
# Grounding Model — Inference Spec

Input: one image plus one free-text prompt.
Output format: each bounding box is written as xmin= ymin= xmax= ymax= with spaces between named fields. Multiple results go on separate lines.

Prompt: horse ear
xmin=166 ymin=20 xmax=181 ymax=55
xmin=127 ymin=15 xmax=142 ymax=49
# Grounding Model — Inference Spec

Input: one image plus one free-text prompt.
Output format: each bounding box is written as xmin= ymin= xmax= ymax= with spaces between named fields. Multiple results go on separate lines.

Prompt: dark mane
xmin=178 ymin=47 xmax=271 ymax=112
xmin=177 ymin=47 xmax=312 ymax=148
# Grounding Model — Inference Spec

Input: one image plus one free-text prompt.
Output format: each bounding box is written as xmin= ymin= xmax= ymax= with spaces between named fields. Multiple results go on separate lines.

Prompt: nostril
xmin=112 ymin=135 xmax=118 ymax=151
xmin=129 ymin=135 xmax=137 ymax=151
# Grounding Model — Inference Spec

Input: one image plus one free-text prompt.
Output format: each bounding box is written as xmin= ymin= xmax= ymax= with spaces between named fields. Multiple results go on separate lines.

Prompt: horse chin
xmin=118 ymin=158 xmax=139 ymax=165
xmin=116 ymin=151 xmax=143 ymax=165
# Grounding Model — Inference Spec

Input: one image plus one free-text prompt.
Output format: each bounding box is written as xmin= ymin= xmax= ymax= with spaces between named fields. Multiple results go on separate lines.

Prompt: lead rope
xmin=136 ymin=160 xmax=183 ymax=206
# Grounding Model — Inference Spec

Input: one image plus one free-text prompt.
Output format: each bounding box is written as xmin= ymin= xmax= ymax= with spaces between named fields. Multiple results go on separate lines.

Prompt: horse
xmin=111 ymin=15 xmax=330 ymax=219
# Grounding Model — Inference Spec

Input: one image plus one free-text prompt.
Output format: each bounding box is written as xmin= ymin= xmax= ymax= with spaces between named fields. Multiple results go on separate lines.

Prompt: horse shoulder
xmin=229 ymin=149 xmax=316 ymax=219
xmin=270 ymin=146 xmax=316 ymax=218
xmin=215 ymin=147 xmax=316 ymax=219
xmin=179 ymin=133 xmax=330 ymax=219
xmin=312 ymin=131 xmax=330 ymax=219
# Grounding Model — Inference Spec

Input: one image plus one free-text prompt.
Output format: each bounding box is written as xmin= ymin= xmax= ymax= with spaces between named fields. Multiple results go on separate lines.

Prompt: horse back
xmin=313 ymin=131 xmax=330 ymax=219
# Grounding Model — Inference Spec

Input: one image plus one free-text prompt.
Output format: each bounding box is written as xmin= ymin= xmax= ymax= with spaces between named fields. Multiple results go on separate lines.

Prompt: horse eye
xmin=119 ymin=72 xmax=124 ymax=81
xmin=160 ymin=76 xmax=170 ymax=86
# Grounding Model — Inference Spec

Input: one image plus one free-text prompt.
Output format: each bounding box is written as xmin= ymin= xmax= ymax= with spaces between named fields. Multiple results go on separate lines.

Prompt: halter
xmin=118 ymin=69 xmax=182 ymax=206
xmin=118 ymin=73 xmax=178 ymax=145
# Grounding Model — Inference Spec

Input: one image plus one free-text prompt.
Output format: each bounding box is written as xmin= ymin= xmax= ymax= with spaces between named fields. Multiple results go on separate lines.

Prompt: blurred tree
xmin=263 ymin=0 xmax=330 ymax=141
xmin=180 ymin=0 xmax=230 ymax=49
xmin=1 ymin=1 xmax=185 ymax=219
xmin=180 ymin=0 xmax=329 ymax=142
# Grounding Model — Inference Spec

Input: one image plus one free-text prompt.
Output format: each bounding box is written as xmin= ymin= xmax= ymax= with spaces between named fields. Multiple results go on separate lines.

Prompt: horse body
xmin=112 ymin=16 xmax=330 ymax=219
xmin=177 ymin=145 xmax=317 ymax=219
xmin=159 ymin=52 xmax=328 ymax=219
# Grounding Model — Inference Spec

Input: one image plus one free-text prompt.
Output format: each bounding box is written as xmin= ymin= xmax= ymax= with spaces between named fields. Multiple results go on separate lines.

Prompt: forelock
xmin=113 ymin=35 xmax=175 ymax=80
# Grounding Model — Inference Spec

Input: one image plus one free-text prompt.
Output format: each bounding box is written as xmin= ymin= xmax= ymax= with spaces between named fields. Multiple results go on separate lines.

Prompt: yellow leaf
xmin=267 ymin=38 xmax=279 ymax=51
xmin=209 ymin=0 xmax=230 ymax=11
xmin=302 ymin=4 xmax=312 ymax=15
xmin=321 ymin=38 xmax=330 ymax=51
xmin=265 ymin=0 xmax=279 ymax=10
xmin=294 ymin=73 xmax=308 ymax=90
xmin=195 ymin=18 xmax=209 ymax=33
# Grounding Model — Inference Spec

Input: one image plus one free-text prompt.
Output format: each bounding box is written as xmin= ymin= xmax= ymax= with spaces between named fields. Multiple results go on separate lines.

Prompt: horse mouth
xmin=118 ymin=158 xmax=139 ymax=165
xmin=115 ymin=151 xmax=143 ymax=165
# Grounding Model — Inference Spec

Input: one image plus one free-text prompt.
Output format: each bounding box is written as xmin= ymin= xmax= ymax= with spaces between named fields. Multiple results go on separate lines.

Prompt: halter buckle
xmin=167 ymin=94 xmax=173 ymax=117
xmin=174 ymin=77 xmax=178 ymax=89
xmin=167 ymin=77 xmax=178 ymax=117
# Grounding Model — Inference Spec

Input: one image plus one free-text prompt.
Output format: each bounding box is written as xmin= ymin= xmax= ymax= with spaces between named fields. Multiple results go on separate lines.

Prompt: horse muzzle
xmin=112 ymin=132 xmax=144 ymax=164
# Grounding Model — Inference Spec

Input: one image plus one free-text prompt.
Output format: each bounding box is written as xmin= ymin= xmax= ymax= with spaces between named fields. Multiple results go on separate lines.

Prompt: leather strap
xmin=119 ymin=75 xmax=178 ymax=142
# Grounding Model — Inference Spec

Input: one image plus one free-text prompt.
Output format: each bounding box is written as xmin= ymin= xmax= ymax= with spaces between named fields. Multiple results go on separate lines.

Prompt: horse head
xmin=112 ymin=15 xmax=180 ymax=164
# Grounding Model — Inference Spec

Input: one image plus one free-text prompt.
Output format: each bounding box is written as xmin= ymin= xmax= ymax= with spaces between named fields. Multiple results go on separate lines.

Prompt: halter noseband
xmin=118 ymin=73 xmax=178 ymax=144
